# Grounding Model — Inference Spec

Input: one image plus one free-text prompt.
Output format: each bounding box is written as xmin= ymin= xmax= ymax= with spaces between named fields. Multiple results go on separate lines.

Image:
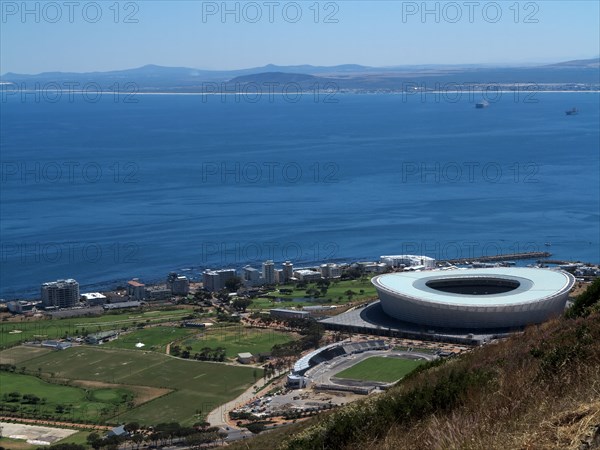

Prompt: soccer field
xmin=0 ymin=309 xmax=191 ymax=348
xmin=12 ymin=346 xmax=261 ymax=425
xmin=104 ymin=326 xmax=194 ymax=352
xmin=182 ymin=326 xmax=296 ymax=357
xmin=334 ymin=356 xmax=425 ymax=383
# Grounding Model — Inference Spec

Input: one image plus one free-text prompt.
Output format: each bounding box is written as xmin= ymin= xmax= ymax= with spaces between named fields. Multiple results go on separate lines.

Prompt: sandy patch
xmin=69 ymin=380 xmax=172 ymax=405
xmin=1 ymin=422 xmax=77 ymax=445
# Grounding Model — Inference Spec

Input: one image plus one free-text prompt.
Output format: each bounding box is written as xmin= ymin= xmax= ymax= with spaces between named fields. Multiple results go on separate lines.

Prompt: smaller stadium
xmin=287 ymin=340 xmax=436 ymax=393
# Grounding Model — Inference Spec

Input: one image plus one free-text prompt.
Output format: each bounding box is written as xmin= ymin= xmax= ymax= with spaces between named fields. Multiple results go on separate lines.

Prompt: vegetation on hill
xmin=231 ymin=280 xmax=600 ymax=450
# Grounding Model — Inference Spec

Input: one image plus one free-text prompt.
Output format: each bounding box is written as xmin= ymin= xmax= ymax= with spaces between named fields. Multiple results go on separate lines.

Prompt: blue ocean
xmin=1 ymin=92 xmax=599 ymax=298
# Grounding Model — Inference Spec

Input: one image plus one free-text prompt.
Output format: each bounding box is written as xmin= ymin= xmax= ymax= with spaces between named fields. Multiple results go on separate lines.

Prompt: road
xmin=206 ymin=378 xmax=265 ymax=441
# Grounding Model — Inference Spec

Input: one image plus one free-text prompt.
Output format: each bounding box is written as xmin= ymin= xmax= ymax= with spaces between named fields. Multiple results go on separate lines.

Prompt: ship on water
xmin=475 ymin=100 xmax=489 ymax=109
xmin=565 ymin=107 xmax=578 ymax=115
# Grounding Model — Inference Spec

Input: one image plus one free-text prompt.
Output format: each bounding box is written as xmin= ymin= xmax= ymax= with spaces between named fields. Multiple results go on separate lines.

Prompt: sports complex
xmin=321 ymin=268 xmax=575 ymax=345
xmin=287 ymin=339 xmax=435 ymax=393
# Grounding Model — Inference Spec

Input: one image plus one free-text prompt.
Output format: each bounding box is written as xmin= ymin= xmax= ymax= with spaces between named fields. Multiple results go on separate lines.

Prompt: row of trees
xmin=271 ymin=320 xmax=324 ymax=357
xmin=171 ymin=344 xmax=227 ymax=362
xmin=84 ymin=422 xmax=227 ymax=450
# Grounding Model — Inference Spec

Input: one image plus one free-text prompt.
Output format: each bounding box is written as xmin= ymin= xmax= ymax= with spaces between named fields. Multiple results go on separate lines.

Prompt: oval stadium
xmin=371 ymin=268 xmax=575 ymax=329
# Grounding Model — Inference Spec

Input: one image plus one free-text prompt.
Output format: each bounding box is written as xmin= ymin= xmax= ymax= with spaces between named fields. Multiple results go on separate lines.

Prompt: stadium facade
xmin=371 ymin=268 xmax=574 ymax=329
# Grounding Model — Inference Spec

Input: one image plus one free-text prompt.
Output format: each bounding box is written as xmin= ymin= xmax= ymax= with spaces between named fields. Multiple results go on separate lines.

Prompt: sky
xmin=1 ymin=1 xmax=599 ymax=74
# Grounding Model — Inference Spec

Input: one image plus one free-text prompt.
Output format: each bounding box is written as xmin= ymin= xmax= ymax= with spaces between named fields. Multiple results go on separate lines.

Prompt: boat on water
xmin=475 ymin=100 xmax=489 ymax=109
xmin=565 ymin=107 xmax=578 ymax=115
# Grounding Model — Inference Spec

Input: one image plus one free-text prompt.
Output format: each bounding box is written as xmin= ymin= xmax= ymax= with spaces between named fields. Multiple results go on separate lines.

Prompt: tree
xmin=86 ymin=432 xmax=101 ymax=448
xmin=132 ymin=433 xmax=144 ymax=449
xmin=125 ymin=422 xmax=140 ymax=433
xmin=566 ymin=278 xmax=600 ymax=318
xmin=246 ymin=422 xmax=266 ymax=434
xmin=216 ymin=289 xmax=230 ymax=303
xmin=232 ymin=297 xmax=253 ymax=312
xmin=225 ymin=276 xmax=243 ymax=293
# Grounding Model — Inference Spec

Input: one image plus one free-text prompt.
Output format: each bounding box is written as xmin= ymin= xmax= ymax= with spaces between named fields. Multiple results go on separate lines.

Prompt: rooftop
xmin=373 ymin=268 xmax=574 ymax=307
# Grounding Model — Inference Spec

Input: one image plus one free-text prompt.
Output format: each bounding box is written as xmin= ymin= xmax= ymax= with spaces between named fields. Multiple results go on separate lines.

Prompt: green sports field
xmin=0 ymin=309 xmax=191 ymax=348
xmin=8 ymin=346 xmax=260 ymax=425
xmin=0 ymin=371 xmax=133 ymax=422
xmin=250 ymin=278 xmax=378 ymax=310
xmin=104 ymin=326 xmax=194 ymax=352
xmin=182 ymin=326 xmax=296 ymax=357
xmin=334 ymin=357 xmax=425 ymax=383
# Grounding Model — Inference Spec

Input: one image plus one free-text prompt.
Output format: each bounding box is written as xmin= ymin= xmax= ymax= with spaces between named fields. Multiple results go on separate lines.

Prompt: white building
xmin=237 ymin=352 xmax=254 ymax=364
xmin=294 ymin=269 xmax=322 ymax=282
xmin=41 ymin=279 xmax=80 ymax=309
xmin=7 ymin=300 xmax=41 ymax=314
xmin=81 ymin=292 xmax=107 ymax=306
xmin=380 ymin=255 xmax=436 ymax=269
xmin=242 ymin=266 xmax=262 ymax=286
xmin=262 ymin=260 xmax=276 ymax=285
xmin=356 ymin=262 xmax=388 ymax=273
xmin=203 ymin=268 xmax=237 ymax=292
xmin=320 ymin=263 xmax=342 ymax=279
xmin=167 ymin=272 xmax=190 ymax=296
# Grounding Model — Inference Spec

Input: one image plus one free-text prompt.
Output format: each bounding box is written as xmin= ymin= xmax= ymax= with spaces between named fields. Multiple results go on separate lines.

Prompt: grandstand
xmin=288 ymin=340 xmax=388 ymax=387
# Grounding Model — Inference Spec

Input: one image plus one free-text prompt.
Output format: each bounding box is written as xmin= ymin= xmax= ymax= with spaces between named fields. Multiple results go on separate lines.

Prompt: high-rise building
xmin=320 ymin=263 xmax=342 ymax=279
xmin=242 ymin=266 xmax=262 ymax=286
xmin=203 ymin=269 xmax=237 ymax=292
xmin=282 ymin=261 xmax=294 ymax=283
xmin=172 ymin=276 xmax=190 ymax=296
xmin=127 ymin=279 xmax=146 ymax=300
xmin=262 ymin=260 xmax=275 ymax=285
xmin=41 ymin=279 xmax=80 ymax=309
xmin=167 ymin=272 xmax=190 ymax=296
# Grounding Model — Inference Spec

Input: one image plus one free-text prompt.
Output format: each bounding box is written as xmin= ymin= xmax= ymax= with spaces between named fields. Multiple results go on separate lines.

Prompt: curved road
xmin=206 ymin=379 xmax=265 ymax=441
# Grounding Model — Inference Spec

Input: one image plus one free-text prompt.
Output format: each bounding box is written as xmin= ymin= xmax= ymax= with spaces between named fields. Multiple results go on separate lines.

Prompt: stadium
xmin=371 ymin=268 xmax=575 ymax=329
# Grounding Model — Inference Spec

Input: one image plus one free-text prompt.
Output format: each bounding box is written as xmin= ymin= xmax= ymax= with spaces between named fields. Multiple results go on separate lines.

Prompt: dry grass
xmin=365 ymin=315 xmax=600 ymax=450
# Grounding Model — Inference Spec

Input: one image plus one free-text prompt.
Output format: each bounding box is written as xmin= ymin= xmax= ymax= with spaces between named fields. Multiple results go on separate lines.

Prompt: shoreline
xmin=2 ymin=253 xmax=598 ymax=302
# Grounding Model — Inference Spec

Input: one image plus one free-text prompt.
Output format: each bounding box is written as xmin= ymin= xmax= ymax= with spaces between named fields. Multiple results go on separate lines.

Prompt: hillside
xmin=231 ymin=279 xmax=600 ymax=450
xmin=2 ymin=59 xmax=599 ymax=92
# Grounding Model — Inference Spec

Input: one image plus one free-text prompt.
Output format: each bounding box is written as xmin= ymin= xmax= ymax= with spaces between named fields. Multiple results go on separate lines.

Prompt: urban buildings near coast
xmin=4 ymin=254 xmax=597 ymax=321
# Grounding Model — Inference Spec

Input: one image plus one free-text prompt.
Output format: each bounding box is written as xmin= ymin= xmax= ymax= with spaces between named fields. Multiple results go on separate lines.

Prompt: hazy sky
xmin=1 ymin=1 xmax=599 ymax=73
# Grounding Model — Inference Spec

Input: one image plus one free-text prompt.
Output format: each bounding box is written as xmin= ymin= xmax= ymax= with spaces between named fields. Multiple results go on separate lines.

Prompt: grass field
xmin=0 ymin=437 xmax=35 ymax=450
xmin=0 ymin=346 xmax=53 ymax=365
xmin=0 ymin=309 xmax=191 ymax=349
xmin=104 ymin=326 xmax=194 ymax=352
xmin=250 ymin=278 xmax=378 ymax=310
xmin=13 ymin=346 xmax=260 ymax=425
xmin=181 ymin=326 xmax=296 ymax=357
xmin=334 ymin=357 xmax=425 ymax=383
xmin=0 ymin=372 xmax=133 ymax=422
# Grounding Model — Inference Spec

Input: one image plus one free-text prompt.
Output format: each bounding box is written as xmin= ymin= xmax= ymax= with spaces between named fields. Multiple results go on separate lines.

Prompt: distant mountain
xmin=229 ymin=72 xmax=321 ymax=84
xmin=1 ymin=59 xmax=598 ymax=93
xmin=542 ymin=58 xmax=600 ymax=68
